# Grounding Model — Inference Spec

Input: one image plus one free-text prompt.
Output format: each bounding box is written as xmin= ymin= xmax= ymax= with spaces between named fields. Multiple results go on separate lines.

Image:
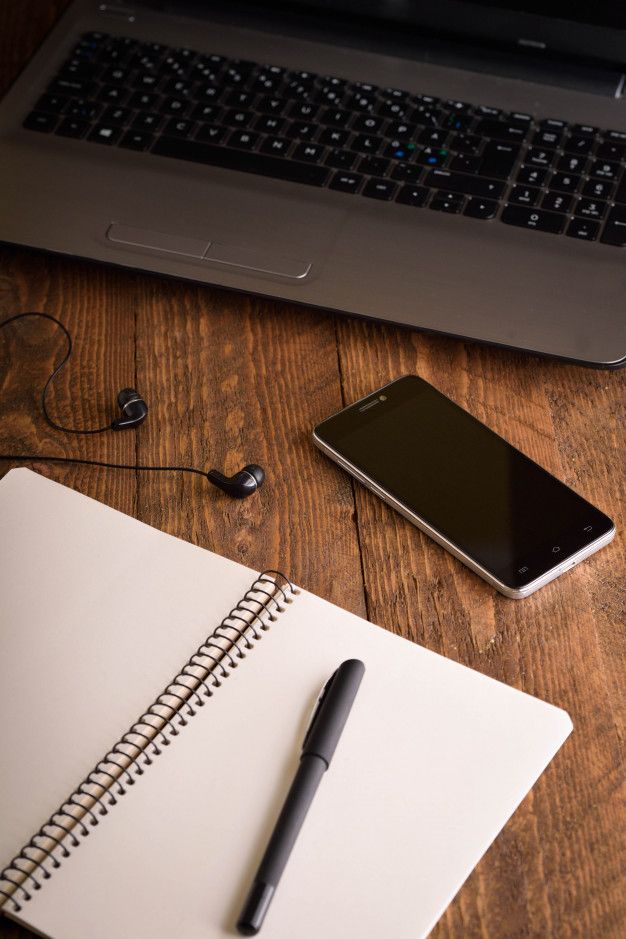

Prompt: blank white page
xmin=0 ymin=469 xmax=261 ymax=869
xmin=14 ymin=567 xmax=572 ymax=939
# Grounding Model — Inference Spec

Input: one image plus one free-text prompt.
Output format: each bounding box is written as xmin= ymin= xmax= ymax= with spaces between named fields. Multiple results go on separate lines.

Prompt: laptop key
xmin=450 ymin=154 xmax=481 ymax=173
xmin=358 ymin=155 xmax=390 ymax=176
xmin=525 ymin=147 xmax=556 ymax=168
xmin=550 ymin=172 xmax=581 ymax=193
xmin=50 ymin=77 xmax=97 ymax=96
xmin=430 ymin=191 xmax=465 ymax=213
xmin=329 ymin=171 xmax=363 ymax=193
xmin=88 ymin=124 xmax=122 ymax=144
xmin=600 ymin=206 xmax=626 ymax=246
xmin=289 ymin=101 xmax=320 ymax=121
xmin=425 ymin=169 xmax=504 ymax=198
xmin=474 ymin=119 xmax=528 ymax=142
xmin=352 ymin=114 xmax=385 ymax=133
xmin=541 ymin=191 xmax=572 ymax=213
xmin=321 ymin=108 xmax=353 ymax=126
xmin=103 ymin=105 xmax=132 ymax=126
xmin=416 ymin=147 xmax=449 ymax=168
xmin=386 ymin=121 xmax=418 ymax=139
xmin=228 ymin=129 xmax=259 ymax=150
xmin=573 ymin=123 xmax=598 ymax=137
xmin=509 ymin=185 xmax=540 ymax=206
xmin=259 ymin=136 xmax=291 ymax=156
xmin=98 ymin=85 xmax=129 ymax=104
xmin=611 ymin=178 xmax=626 ymax=204
xmin=589 ymin=160 xmax=621 ymax=180
xmin=563 ymin=135 xmax=596 ymax=155
xmin=119 ymin=130 xmax=154 ymax=150
xmin=463 ymin=197 xmax=498 ymax=219
xmin=255 ymin=115 xmax=286 ymax=134
xmin=351 ymin=134 xmax=383 ymax=154
xmin=223 ymin=109 xmax=254 ymax=127
xmin=152 ymin=136 xmax=330 ymax=185
xmin=325 ymin=149 xmax=356 ymax=169
xmin=36 ymin=93 xmax=69 ymax=114
xmin=362 ymin=178 xmax=397 ymax=200
xmin=390 ymin=162 xmax=423 ymax=183
xmin=566 ymin=218 xmax=600 ymax=241
xmin=55 ymin=118 xmax=90 ymax=138
xmin=582 ymin=178 xmax=614 ymax=200
xmin=319 ymin=127 xmax=350 ymax=147
xmin=165 ymin=118 xmax=196 ymax=137
xmin=23 ymin=111 xmax=58 ymax=132
xmin=195 ymin=123 xmax=226 ymax=143
xmin=516 ymin=165 xmax=548 ymax=186
xmin=557 ymin=154 xmax=588 ymax=175
xmin=479 ymin=141 xmax=519 ymax=179
xmin=128 ymin=91 xmax=159 ymax=110
xmin=133 ymin=111 xmax=163 ymax=131
xmin=452 ymin=133 xmax=483 ymax=154
xmin=385 ymin=141 xmax=419 ymax=160
xmin=191 ymin=103 xmax=222 ymax=122
xmin=575 ymin=199 xmax=607 ymax=220
xmin=285 ymin=121 xmax=318 ymax=140
xmin=396 ymin=185 xmax=429 ymax=207
xmin=292 ymin=142 xmax=325 ymax=162
xmin=533 ymin=129 xmax=563 ymax=148
xmin=501 ymin=205 xmax=566 ymax=233
xmin=596 ymin=141 xmax=625 ymax=161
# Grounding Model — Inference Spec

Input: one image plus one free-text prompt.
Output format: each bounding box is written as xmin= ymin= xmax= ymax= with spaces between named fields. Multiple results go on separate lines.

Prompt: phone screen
xmin=315 ymin=376 xmax=613 ymax=590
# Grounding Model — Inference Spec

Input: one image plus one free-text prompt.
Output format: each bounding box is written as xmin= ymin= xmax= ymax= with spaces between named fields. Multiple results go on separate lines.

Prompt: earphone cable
xmin=0 ymin=312 xmax=111 ymax=434
xmin=0 ymin=453 xmax=207 ymax=480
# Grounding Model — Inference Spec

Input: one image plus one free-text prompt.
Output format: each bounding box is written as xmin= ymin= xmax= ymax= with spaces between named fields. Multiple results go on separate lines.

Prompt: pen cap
xmin=302 ymin=659 xmax=365 ymax=766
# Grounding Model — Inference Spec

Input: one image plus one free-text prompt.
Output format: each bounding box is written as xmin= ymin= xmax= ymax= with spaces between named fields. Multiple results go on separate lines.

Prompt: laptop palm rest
xmin=106 ymin=223 xmax=312 ymax=279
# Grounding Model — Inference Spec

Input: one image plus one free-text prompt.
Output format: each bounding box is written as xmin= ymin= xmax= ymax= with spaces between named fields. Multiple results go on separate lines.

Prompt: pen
xmin=236 ymin=658 xmax=365 ymax=936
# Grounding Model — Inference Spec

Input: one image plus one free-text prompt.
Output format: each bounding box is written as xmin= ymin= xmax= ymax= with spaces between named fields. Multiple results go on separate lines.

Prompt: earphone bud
xmin=207 ymin=464 xmax=266 ymax=499
xmin=111 ymin=389 xmax=149 ymax=430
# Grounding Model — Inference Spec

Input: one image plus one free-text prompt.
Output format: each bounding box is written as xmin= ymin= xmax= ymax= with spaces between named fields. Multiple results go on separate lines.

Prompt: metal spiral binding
xmin=0 ymin=570 xmax=298 ymax=913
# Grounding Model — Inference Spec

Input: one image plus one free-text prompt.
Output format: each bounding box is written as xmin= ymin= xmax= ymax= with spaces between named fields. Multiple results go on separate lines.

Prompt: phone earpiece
xmin=111 ymin=388 xmax=149 ymax=430
xmin=206 ymin=464 xmax=265 ymax=499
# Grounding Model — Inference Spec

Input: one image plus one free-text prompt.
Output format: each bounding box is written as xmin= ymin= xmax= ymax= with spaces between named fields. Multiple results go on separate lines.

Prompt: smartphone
xmin=313 ymin=375 xmax=615 ymax=598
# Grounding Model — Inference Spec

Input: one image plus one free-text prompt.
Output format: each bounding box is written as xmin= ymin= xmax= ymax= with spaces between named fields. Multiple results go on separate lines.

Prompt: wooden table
xmin=1 ymin=4 xmax=624 ymax=937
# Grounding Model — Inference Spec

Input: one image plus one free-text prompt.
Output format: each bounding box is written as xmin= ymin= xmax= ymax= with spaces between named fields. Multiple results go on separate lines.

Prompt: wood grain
xmin=0 ymin=4 xmax=624 ymax=938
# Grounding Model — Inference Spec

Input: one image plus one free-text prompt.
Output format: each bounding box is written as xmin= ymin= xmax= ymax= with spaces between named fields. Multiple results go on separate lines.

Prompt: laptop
xmin=1 ymin=0 xmax=625 ymax=367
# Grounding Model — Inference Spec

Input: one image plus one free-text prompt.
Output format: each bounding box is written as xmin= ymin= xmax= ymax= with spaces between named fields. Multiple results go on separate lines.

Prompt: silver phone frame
xmin=312 ymin=381 xmax=616 ymax=599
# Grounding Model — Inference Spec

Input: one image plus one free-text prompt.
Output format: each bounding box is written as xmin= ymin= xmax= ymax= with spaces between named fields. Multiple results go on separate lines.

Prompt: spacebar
xmin=152 ymin=137 xmax=330 ymax=187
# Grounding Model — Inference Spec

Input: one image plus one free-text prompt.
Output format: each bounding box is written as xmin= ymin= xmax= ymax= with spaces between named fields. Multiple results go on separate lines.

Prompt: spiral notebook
xmin=0 ymin=468 xmax=572 ymax=939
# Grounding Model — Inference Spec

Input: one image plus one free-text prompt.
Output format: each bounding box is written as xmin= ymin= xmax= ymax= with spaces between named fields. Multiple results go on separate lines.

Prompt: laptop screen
xmin=238 ymin=1 xmax=626 ymax=67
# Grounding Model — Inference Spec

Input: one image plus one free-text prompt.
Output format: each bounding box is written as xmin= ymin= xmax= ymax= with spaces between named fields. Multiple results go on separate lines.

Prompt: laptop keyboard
xmin=22 ymin=31 xmax=626 ymax=248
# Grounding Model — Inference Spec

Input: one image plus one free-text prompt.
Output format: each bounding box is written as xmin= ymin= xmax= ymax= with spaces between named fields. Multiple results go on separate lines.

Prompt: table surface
xmin=0 ymin=4 xmax=624 ymax=937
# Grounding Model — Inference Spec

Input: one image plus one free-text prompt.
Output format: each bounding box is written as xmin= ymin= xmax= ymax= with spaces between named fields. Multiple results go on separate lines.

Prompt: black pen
xmin=236 ymin=658 xmax=365 ymax=936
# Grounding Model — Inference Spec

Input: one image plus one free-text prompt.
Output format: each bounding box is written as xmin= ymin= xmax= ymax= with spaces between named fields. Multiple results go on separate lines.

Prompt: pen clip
xmin=301 ymin=669 xmax=338 ymax=752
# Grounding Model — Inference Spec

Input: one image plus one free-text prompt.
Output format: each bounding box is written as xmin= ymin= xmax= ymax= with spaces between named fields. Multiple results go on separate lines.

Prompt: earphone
xmin=0 ymin=313 xmax=266 ymax=499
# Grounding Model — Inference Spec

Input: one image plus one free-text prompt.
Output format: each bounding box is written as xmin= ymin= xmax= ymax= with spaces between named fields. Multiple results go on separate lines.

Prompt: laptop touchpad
xmin=106 ymin=223 xmax=311 ymax=279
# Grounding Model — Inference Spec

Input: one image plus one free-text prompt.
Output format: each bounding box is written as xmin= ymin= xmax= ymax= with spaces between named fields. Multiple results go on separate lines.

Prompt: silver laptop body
xmin=1 ymin=0 xmax=625 ymax=366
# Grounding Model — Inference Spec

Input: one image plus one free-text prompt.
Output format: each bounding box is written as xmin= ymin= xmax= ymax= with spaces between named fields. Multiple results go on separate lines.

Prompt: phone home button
xmin=552 ymin=545 xmax=561 ymax=553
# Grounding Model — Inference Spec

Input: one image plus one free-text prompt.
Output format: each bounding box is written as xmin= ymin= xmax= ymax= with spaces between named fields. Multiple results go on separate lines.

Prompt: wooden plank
xmin=334 ymin=316 xmax=626 ymax=938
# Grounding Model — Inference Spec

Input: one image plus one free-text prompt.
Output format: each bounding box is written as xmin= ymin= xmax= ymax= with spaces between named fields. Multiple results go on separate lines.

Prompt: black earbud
xmin=207 ymin=464 xmax=265 ymax=499
xmin=111 ymin=388 xmax=149 ymax=430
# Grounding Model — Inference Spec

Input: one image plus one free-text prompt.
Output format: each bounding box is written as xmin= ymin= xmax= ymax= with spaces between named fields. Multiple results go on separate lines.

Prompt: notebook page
xmin=16 ymin=581 xmax=572 ymax=939
xmin=0 ymin=469 xmax=260 ymax=871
